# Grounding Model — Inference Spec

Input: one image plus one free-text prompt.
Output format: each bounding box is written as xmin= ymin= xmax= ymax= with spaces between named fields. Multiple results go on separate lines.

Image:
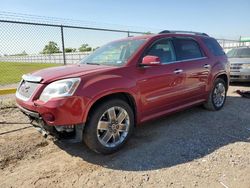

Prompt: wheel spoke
xmin=98 ymin=121 xmax=109 ymax=130
xmin=118 ymin=124 xmax=127 ymax=132
xmin=220 ymin=96 xmax=224 ymax=102
xmin=219 ymin=86 xmax=223 ymax=92
xmin=214 ymin=97 xmax=218 ymax=105
xmin=117 ymin=110 xmax=127 ymax=124
xmin=108 ymin=107 xmax=116 ymax=121
xmin=214 ymin=88 xmax=218 ymax=95
xmin=102 ymin=131 xmax=113 ymax=143
xmin=113 ymin=132 xmax=120 ymax=142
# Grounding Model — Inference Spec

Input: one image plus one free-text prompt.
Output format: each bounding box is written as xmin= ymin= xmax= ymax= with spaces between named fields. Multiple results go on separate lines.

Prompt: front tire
xmin=83 ymin=99 xmax=134 ymax=154
xmin=204 ymin=78 xmax=227 ymax=111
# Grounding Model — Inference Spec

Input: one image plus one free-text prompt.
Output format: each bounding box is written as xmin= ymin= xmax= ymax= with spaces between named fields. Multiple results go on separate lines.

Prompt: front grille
xmin=230 ymin=75 xmax=240 ymax=78
xmin=17 ymin=80 xmax=38 ymax=100
xmin=230 ymin=64 xmax=242 ymax=72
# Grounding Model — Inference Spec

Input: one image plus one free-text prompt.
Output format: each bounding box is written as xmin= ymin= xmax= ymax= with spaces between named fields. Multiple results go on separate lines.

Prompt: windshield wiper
xmin=86 ymin=62 xmax=100 ymax=65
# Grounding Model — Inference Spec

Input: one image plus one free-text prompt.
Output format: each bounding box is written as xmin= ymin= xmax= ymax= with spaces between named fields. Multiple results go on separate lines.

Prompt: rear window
xmin=203 ymin=38 xmax=225 ymax=56
xmin=172 ymin=38 xmax=203 ymax=61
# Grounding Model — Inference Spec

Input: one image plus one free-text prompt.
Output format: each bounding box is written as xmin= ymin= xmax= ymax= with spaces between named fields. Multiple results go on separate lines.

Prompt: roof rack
xmin=159 ymin=30 xmax=209 ymax=36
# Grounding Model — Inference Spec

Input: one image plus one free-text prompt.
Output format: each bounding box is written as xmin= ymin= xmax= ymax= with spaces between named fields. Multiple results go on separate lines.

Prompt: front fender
xmin=78 ymin=74 xmax=140 ymax=123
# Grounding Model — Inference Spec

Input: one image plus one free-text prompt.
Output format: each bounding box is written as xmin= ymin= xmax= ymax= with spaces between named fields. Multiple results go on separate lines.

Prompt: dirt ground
xmin=0 ymin=84 xmax=250 ymax=188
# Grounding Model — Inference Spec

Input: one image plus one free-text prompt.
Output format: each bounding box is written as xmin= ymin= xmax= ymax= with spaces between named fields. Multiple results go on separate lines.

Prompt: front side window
xmin=80 ymin=39 xmax=146 ymax=66
xmin=145 ymin=39 xmax=176 ymax=64
xmin=173 ymin=38 xmax=203 ymax=60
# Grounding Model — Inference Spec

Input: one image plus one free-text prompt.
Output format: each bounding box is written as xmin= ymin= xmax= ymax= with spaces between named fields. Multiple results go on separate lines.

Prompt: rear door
xmin=172 ymin=38 xmax=210 ymax=101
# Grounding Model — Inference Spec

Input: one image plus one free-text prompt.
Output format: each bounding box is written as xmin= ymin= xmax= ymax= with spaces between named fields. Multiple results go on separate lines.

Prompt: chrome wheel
xmin=97 ymin=106 xmax=130 ymax=148
xmin=213 ymin=82 xmax=226 ymax=108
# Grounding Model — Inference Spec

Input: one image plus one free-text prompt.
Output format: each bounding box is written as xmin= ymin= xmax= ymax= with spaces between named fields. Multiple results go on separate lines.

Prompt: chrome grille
xmin=17 ymin=80 xmax=38 ymax=101
xmin=230 ymin=64 xmax=242 ymax=72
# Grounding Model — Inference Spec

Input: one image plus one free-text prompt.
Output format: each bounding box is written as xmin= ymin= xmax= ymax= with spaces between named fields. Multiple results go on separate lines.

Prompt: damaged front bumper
xmin=16 ymin=104 xmax=84 ymax=142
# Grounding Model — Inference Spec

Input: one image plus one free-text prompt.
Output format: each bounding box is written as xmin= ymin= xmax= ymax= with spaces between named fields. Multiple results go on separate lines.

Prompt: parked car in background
xmin=227 ymin=47 xmax=250 ymax=82
xmin=16 ymin=31 xmax=229 ymax=154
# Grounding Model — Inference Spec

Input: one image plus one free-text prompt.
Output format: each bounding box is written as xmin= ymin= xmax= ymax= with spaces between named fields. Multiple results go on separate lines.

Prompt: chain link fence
xmin=0 ymin=12 xmax=249 ymax=88
xmin=0 ymin=19 xmax=145 ymax=87
xmin=217 ymin=39 xmax=250 ymax=53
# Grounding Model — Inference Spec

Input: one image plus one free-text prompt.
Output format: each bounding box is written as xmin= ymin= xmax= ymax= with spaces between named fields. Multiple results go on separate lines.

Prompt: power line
xmin=0 ymin=11 xmax=160 ymax=33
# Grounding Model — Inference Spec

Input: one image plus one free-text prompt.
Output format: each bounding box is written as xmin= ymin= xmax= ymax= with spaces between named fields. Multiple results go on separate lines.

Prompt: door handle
xmin=203 ymin=64 xmax=211 ymax=69
xmin=173 ymin=69 xmax=183 ymax=74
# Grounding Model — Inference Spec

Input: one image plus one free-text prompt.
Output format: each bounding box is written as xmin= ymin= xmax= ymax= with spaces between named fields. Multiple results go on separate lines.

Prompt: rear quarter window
xmin=203 ymin=38 xmax=225 ymax=56
xmin=172 ymin=38 xmax=204 ymax=61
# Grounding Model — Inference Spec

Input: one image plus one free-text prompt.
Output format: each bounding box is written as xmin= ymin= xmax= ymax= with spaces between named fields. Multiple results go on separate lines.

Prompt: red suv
xmin=16 ymin=31 xmax=229 ymax=154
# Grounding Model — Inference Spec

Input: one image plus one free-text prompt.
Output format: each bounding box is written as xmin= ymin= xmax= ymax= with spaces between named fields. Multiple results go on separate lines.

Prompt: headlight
xmin=39 ymin=78 xmax=81 ymax=102
xmin=242 ymin=64 xmax=250 ymax=69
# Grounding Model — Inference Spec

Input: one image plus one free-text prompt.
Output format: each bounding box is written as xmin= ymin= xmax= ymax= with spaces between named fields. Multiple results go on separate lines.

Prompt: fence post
xmin=222 ymin=39 xmax=225 ymax=48
xmin=60 ymin=25 xmax=66 ymax=65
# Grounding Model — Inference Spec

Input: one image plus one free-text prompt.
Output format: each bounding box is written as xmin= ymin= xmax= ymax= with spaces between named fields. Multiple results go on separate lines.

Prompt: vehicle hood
xmin=31 ymin=64 xmax=116 ymax=83
xmin=228 ymin=58 xmax=250 ymax=64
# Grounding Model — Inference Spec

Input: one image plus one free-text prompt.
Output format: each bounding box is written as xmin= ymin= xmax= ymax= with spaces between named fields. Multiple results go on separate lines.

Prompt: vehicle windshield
xmin=80 ymin=39 xmax=146 ymax=66
xmin=227 ymin=48 xmax=250 ymax=58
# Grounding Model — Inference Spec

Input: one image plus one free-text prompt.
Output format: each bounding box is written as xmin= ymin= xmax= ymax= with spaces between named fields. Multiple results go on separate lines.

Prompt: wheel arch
xmin=215 ymin=73 xmax=229 ymax=90
xmin=84 ymin=92 xmax=138 ymax=127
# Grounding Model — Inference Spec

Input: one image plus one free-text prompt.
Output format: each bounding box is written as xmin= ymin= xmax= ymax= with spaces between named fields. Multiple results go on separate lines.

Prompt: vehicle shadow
xmin=55 ymin=95 xmax=250 ymax=171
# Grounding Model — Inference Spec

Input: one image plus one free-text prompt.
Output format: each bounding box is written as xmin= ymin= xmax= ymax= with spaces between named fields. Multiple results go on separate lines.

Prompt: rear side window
xmin=172 ymin=38 xmax=203 ymax=61
xmin=203 ymin=38 xmax=225 ymax=56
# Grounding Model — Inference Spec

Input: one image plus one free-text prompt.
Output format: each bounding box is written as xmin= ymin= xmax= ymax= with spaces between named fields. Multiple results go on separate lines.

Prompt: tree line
xmin=1 ymin=42 xmax=97 ymax=57
xmin=42 ymin=41 xmax=97 ymax=54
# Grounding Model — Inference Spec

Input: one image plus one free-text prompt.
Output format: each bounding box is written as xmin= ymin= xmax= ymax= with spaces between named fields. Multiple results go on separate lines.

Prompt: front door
xmin=136 ymin=38 xmax=188 ymax=120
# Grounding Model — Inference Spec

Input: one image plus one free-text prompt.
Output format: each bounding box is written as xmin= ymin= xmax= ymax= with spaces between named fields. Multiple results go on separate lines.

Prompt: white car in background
xmin=227 ymin=47 xmax=250 ymax=82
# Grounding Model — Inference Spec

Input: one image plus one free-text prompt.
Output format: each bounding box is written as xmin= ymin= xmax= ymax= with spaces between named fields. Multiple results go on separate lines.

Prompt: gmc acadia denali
xmin=16 ymin=31 xmax=230 ymax=154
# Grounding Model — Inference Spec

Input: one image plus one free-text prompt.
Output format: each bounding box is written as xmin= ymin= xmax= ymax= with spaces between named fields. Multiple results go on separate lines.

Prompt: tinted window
xmin=227 ymin=48 xmax=250 ymax=58
xmin=173 ymin=38 xmax=203 ymax=60
xmin=146 ymin=39 xmax=176 ymax=64
xmin=203 ymin=38 xmax=225 ymax=56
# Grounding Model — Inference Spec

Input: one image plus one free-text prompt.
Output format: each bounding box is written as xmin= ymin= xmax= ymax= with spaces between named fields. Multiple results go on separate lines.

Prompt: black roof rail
xmin=159 ymin=30 xmax=171 ymax=34
xmin=159 ymin=30 xmax=209 ymax=36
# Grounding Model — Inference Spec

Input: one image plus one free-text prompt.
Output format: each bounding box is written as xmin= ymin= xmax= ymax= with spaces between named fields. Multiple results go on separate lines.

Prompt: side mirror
xmin=141 ymin=55 xmax=161 ymax=66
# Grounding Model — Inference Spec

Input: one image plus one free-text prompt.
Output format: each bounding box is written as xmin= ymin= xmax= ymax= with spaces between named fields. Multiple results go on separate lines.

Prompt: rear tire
xmin=83 ymin=99 xmax=134 ymax=154
xmin=203 ymin=78 xmax=227 ymax=111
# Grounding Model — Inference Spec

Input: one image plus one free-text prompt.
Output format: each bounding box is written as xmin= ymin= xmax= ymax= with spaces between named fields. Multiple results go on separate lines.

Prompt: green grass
xmin=0 ymin=62 xmax=60 ymax=85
